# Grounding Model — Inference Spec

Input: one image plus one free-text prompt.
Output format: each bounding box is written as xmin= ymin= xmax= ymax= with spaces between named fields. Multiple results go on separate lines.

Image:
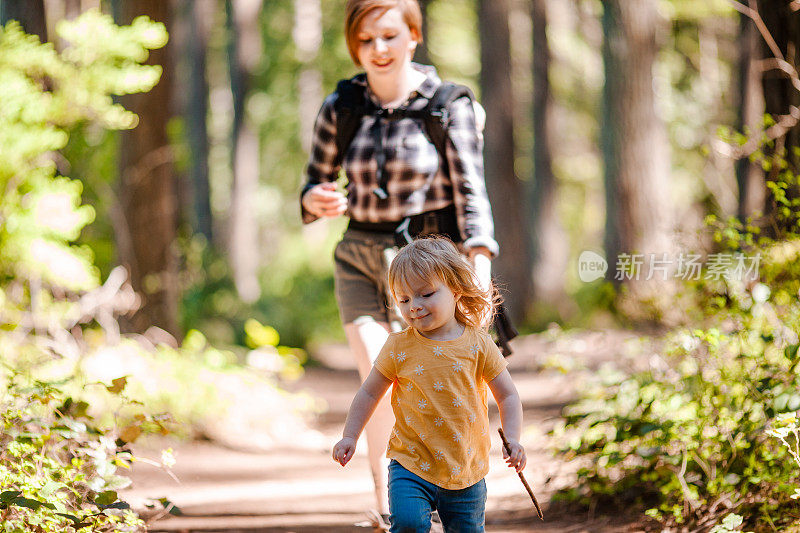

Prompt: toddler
xmin=333 ymin=237 xmax=526 ymax=532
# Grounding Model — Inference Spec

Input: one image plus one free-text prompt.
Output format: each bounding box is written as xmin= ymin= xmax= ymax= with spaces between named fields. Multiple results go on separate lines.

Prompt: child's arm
xmin=488 ymin=368 xmax=526 ymax=472
xmin=332 ymin=366 xmax=392 ymax=466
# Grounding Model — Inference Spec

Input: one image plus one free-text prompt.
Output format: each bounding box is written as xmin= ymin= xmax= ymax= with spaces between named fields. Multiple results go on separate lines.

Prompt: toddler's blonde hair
xmin=387 ymin=237 xmax=499 ymax=330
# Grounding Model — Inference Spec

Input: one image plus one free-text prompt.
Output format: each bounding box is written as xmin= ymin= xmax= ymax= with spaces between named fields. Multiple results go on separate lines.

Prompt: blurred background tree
xmin=601 ymin=0 xmax=676 ymax=322
xmin=479 ymin=0 xmax=532 ymax=323
xmin=112 ymin=0 xmax=180 ymax=337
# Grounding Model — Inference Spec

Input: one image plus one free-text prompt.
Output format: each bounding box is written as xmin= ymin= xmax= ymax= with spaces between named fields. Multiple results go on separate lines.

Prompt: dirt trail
xmin=122 ymin=330 xmax=652 ymax=532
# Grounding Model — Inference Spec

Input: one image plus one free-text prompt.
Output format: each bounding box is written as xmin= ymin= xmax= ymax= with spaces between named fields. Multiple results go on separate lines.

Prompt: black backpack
xmin=332 ymin=76 xmax=476 ymax=171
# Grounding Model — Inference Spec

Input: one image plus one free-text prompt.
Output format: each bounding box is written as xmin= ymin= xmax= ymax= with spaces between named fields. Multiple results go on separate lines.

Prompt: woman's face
xmin=356 ymin=7 xmax=418 ymax=81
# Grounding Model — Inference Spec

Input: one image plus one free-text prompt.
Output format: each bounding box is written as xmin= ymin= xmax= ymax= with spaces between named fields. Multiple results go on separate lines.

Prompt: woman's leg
xmin=344 ymin=318 xmax=394 ymax=515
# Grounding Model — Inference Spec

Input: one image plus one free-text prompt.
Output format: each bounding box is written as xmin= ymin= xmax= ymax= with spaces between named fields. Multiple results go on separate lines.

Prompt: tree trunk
xmin=529 ymin=0 xmax=567 ymax=313
xmin=414 ymin=0 xmax=432 ymax=66
xmin=226 ymin=0 xmax=262 ymax=303
xmin=602 ymin=0 xmax=674 ymax=317
xmin=758 ymin=0 xmax=800 ymax=234
xmin=760 ymin=0 xmax=800 ymax=167
xmin=478 ymin=0 xmax=532 ymax=323
xmin=735 ymin=10 xmax=765 ymax=221
xmin=115 ymin=0 xmax=180 ymax=337
xmin=184 ymin=0 xmax=214 ymax=242
xmin=698 ymin=21 xmax=736 ymax=217
xmin=64 ymin=0 xmax=81 ymax=19
xmin=294 ymin=0 xmax=322 ymax=154
xmin=0 ymin=0 xmax=47 ymax=42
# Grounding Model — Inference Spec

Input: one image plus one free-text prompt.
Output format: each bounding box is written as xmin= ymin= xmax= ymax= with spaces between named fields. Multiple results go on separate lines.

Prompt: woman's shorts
xmin=333 ymin=229 xmax=401 ymax=325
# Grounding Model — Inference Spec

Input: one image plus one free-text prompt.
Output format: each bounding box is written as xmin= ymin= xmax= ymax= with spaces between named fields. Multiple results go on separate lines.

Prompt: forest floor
xmin=122 ymin=328 xmax=660 ymax=532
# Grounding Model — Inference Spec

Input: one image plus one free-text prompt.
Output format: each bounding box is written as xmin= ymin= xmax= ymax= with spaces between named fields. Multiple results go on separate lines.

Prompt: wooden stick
xmin=498 ymin=428 xmax=544 ymax=520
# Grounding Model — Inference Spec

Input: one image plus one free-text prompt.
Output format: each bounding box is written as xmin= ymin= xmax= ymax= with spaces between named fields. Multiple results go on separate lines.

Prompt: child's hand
xmin=332 ymin=437 xmax=356 ymax=466
xmin=502 ymin=439 xmax=527 ymax=473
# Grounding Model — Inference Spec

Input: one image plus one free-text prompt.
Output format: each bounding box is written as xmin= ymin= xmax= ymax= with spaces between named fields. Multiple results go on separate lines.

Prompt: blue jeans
xmin=388 ymin=460 xmax=487 ymax=533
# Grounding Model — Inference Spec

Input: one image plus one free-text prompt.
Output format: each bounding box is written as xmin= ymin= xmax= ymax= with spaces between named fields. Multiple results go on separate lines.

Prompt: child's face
xmin=394 ymin=275 xmax=462 ymax=339
xmin=355 ymin=7 xmax=418 ymax=81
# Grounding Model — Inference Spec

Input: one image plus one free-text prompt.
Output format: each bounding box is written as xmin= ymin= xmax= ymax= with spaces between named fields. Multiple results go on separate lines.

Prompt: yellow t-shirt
xmin=373 ymin=326 xmax=508 ymax=489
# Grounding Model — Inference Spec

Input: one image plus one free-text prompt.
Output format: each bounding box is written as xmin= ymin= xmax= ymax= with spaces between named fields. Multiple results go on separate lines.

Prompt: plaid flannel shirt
xmin=300 ymin=64 xmax=498 ymax=256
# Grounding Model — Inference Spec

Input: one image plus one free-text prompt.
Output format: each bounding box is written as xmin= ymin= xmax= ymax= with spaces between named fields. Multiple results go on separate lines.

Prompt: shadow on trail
xmin=145 ymin=503 xmax=642 ymax=533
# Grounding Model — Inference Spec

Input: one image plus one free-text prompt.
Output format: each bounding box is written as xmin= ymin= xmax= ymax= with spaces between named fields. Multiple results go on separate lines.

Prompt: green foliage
xmin=0 ymin=11 xmax=165 ymax=293
xmin=717 ymin=117 xmax=800 ymax=239
xmin=661 ymin=0 xmax=734 ymax=21
xmin=179 ymin=230 xmax=343 ymax=350
xmin=427 ymin=0 xmax=480 ymax=85
xmin=255 ymin=257 xmax=342 ymax=349
xmin=176 ymin=0 xmax=346 ymax=351
xmin=61 ymin=125 xmax=119 ymax=278
xmin=555 ymin=227 xmax=800 ymax=529
xmin=0 ymin=371 xmax=153 ymax=531
xmin=556 ymin=326 xmax=800 ymax=527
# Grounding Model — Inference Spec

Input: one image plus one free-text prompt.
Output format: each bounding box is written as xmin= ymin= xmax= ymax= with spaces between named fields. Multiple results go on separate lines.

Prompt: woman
xmin=300 ymin=0 xmax=498 ymax=524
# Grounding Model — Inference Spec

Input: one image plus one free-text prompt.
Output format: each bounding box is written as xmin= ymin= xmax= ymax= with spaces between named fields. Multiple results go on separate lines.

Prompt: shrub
xmin=554 ymin=237 xmax=800 ymax=530
xmin=0 ymin=371 xmax=167 ymax=532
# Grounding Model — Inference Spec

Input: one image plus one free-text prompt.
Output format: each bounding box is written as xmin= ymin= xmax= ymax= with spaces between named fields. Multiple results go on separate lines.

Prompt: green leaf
xmin=94 ymin=490 xmax=117 ymax=507
xmin=0 ymin=491 xmax=22 ymax=503
xmin=39 ymin=479 xmax=62 ymax=498
xmin=774 ymin=393 xmax=791 ymax=412
xmin=101 ymin=501 xmax=130 ymax=510
xmin=158 ymin=497 xmax=183 ymax=516
xmin=102 ymin=475 xmax=133 ymax=491
xmin=55 ymin=513 xmax=83 ymax=525
xmin=785 ymin=344 xmax=799 ymax=361
xmin=11 ymin=496 xmax=54 ymax=510
xmin=637 ymin=423 xmax=660 ymax=436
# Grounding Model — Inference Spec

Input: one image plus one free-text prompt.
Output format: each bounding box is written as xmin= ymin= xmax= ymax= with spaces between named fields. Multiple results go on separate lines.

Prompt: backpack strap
xmin=332 ymin=77 xmax=373 ymax=168
xmin=421 ymin=82 xmax=475 ymax=161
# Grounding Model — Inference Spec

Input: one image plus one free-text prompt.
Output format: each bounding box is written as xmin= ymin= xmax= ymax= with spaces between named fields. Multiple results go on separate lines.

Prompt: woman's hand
xmin=467 ymin=247 xmax=492 ymax=325
xmin=470 ymin=250 xmax=492 ymax=292
xmin=332 ymin=436 xmax=356 ymax=466
xmin=302 ymin=182 xmax=347 ymax=219
xmin=502 ymin=438 xmax=527 ymax=473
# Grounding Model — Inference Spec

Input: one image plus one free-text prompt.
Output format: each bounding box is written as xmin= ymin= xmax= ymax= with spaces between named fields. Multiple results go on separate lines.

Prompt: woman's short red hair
xmin=344 ymin=0 xmax=423 ymax=66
